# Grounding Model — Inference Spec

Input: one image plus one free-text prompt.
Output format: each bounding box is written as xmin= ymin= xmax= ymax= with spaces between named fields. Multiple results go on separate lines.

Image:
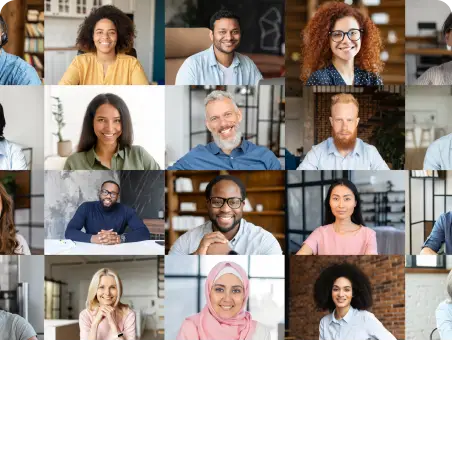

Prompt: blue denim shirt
xmin=423 ymin=212 xmax=452 ymax=254
xmin=0 ymin=50 xmax=41 ymax=85
xmin=175 ymin=45 xmax=263 ymax=86
xmin=167 ymin=139 xmax=281 ymax=170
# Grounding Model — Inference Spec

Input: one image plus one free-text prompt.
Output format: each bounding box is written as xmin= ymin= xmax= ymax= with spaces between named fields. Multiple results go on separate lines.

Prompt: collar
xmin=207 ymin=45 xmax=240 ymax=68
xmin=0 ymin=138 xmax=8 ymax=155
xmin=86 ymin=147 xmax=125 ymax=167
xmin=331 ymin=306 xmax=355 ymax=324
xmin=206 ymin=139 xmax=249 ymax=155
xmin=327 ymin=137 xmax=362 ymax=157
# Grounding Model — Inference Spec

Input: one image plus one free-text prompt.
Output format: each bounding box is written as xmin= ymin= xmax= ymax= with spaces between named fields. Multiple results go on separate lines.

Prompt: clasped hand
xmin=91 ymin=229 xmax=121 ymax=245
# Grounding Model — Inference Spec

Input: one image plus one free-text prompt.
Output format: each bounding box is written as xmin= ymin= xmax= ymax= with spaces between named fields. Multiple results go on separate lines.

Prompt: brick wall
xmin=289 ymin=255 xmax=405 ymax=340
xmin=315 ymin=93 xmax=378 ymax=144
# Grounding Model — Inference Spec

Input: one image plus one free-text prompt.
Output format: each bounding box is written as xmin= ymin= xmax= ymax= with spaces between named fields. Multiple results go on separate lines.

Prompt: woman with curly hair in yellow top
xmin=59 ymin=5 xmax=148 ymax=85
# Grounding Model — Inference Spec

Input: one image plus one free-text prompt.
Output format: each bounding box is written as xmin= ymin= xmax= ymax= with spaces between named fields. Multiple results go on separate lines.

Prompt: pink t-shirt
xmin=79 ymin=308 xmax=136 ymax=340
xmin=304 ymin=224 xmax=378 ymax=255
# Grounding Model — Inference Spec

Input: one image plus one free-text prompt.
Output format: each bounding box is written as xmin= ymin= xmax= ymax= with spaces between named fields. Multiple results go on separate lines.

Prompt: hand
xmin=99 ymin=305 xmax=118 ymax=332
xmin=91 ymin=230 xmax=120 ymax=245
xmin=93 ymin=307 xmax=106 ymax=325
xmin=206 ymin=241 xmax=232 ymax=255
xmin=193 ymin=232 xmax=229 ymax=255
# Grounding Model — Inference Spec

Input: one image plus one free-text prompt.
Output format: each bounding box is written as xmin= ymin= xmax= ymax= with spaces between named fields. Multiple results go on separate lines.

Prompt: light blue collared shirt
xmin=0 ymin=50 xmax=41 ymax=85
xmin=175 ymin=45 xmax=263 ymax=86
xmin=297 ymin=137 xmax=389 ymax=170
xmin=319 ymin=306 xmax=396 ymax=340
xmin=424 ymin=133 xmax=452 ymax=170
xmin=436 ymin=301 xmax=452 ymax=340
xmin=0 ymin=139 xmax=27 ymax=169
xmin=168 ymin=218 xmax=283 ymax=255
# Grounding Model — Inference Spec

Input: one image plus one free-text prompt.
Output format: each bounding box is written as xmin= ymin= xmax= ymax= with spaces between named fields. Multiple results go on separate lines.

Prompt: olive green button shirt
xmin=63 ymin=145 xmax=160 ymax=170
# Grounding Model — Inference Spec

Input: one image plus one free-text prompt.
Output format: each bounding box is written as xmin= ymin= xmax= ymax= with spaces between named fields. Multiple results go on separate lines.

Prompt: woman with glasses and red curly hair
xmin=301 ymin=2 xmax=384 ymax=86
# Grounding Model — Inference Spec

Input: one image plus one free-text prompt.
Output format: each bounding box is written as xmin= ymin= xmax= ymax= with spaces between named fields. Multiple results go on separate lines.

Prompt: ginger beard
xmin=332 ymin=125 xmax=358 ymax=151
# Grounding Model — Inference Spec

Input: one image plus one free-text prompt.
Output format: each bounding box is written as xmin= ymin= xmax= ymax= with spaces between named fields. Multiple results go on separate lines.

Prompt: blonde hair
xmin=331 ymin=93 xmax=359 ymax=114
xmin=86 ymin=268 xmax=129 ymax=314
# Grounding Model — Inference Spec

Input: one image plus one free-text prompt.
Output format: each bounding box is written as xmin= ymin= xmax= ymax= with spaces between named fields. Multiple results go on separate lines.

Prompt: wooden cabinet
xmin=45 ymin=0 xmax=135 ymax=17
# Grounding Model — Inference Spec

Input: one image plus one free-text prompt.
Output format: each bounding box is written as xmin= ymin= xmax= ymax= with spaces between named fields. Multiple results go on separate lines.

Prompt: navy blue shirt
xmin=0 ymin=50 xmax=41 ymax=85
xmin=423 ymin=212 xmax=452 ymax=254
xmin=306 ymin=64 xmax=382 ymax=86
xmin=167 ymin=139 xmax=281 ymax=170
xmin=65 ymin=201 xmax=150 ymax=243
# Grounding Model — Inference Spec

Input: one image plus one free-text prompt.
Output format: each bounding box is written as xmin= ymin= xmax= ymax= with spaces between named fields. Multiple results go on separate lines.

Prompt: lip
xmin=219 ymin=305 xmax=234 ymax=310
xmin=338 ymin=45 xmax=355 ymax=51
xmin=217 ymin=215 xmax=234 ymax=225
xmin=219 ymin=126 xmax=235 ymax=137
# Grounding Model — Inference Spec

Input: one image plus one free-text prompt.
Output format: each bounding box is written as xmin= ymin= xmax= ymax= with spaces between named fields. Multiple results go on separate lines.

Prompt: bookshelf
xmin=24 ymin=2 xmax=44 ymax=79
xmin=166 ymin=170 xmax=286 ymax=253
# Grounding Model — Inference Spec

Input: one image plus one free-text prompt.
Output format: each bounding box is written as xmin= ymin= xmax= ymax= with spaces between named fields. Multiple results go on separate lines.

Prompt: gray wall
xmin=44 ymin=170 xmax=119 ymax=239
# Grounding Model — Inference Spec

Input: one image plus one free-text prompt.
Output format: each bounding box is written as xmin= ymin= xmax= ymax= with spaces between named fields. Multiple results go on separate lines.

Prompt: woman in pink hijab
xmin=177 ymin=261 xmax=271 ymax=340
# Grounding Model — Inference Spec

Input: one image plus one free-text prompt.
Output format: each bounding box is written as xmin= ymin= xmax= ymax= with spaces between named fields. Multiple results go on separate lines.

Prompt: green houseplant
xmin=52 ymin=96 xmax=72 ymax=157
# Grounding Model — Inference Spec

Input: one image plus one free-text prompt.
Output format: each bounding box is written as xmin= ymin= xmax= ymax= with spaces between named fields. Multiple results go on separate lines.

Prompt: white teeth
xmin=220 ymin=305 xmax=233 ymax=310
xmin=220 ymin=127 xmax=232 ymax=134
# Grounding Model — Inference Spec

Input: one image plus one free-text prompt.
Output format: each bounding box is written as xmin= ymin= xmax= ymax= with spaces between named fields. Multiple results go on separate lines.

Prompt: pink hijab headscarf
xmin=177 ymin=261 xmax=257 ymax=340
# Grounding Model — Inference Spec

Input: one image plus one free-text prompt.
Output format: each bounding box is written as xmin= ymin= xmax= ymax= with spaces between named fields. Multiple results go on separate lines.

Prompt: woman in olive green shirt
xmin=64 ymin=93 xmax=160 ymax=170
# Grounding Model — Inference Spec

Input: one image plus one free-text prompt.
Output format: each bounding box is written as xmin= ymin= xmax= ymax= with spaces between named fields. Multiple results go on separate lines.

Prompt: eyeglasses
xmin=329 ymin=28 xmax=363 ymax=43
xmin=100 ymin=188 xmax=119 ymax=199
xmin=208 ymin=197 xmax=243 ymax=209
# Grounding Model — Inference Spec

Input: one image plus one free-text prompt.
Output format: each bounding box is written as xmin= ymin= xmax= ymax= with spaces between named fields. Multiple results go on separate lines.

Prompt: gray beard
xmin=212 ymin=128 xmax=242 ymax=152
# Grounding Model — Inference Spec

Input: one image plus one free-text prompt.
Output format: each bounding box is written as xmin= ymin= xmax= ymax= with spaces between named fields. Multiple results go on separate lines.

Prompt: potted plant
xmin=51 ymin=96 xmax=72 ymax=157
xmin=1 ymin=173 xmax=17 ymax=197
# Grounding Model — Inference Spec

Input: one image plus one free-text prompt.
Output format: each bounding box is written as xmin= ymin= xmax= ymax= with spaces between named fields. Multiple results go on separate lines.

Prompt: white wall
xmin=405 ymin=0 xmax=450 ymax=36
xmin=46 ymin=258 xmax=162 ymax=330
xmin=45 ymin=85 xmax=165 ymax=168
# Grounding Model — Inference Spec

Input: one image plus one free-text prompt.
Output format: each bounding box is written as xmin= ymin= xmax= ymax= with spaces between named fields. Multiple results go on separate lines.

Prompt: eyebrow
xmin=213 ymin=284 xmax=243 ymax=288
xmin=333 ymin=284 xmax=352 ymax=288
xmin=95 ymin=27 xmax=116 ymax=31
xmin=332 ymin=194 xmax=353 ymax=197
xmin=96 ymin=115 xmax=121 ymax=119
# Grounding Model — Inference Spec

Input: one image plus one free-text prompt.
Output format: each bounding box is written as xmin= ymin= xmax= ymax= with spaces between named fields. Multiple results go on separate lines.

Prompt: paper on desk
xmin=45 ymin=239 xmax=76 ymax=255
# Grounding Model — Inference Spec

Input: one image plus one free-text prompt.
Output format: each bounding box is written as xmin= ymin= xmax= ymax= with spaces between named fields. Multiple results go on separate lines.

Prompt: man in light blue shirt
xmin=168 ymin=175 xmax=282 ymax=255
xmin=297 ymin=93 xmax=389 ymax=170
xmin=0 ymin=16 xmax=41 ymax=85
xmin=175 ymin=9 xmax=262 ymax=86
xmin=423 ymin=133 xmax=452 ymax=170
xmin=167 ymin=90 xmax=280 ymax=170
xmin=0 ymin=103 xmax=27 ymax=169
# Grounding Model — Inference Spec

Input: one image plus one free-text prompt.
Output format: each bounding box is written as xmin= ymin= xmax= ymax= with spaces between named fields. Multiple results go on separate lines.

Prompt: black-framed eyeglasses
xmin=208 ymin=197 xmax=244 ymax=209
xmin=100 ymin=188 xmax=119 ymax=199
xmin=329 ymin=28 xmax=364 ymax=42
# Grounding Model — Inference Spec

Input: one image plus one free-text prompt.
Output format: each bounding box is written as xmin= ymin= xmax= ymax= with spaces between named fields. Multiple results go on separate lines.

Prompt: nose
xmin=220 ymin=201 xmax=232 ymax=212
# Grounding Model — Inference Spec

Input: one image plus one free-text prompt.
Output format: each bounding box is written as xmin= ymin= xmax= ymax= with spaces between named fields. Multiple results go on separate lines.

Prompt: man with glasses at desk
xmin=65 ymin=180 xmax=150 ymax=244
xmin=168 ymin=175 xmax=282 ymax=255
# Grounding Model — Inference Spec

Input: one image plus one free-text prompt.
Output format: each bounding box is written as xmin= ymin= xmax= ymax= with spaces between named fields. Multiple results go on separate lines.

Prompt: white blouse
xmin=415 ymin=61 xmax=452 ymax=85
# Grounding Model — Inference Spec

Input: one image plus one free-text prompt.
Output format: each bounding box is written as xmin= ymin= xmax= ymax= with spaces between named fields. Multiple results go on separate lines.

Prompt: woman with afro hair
xmin=59 ymin=5 xmax=148 ymax=85
xmin=315 ymin=263 xmax=395 ymax=340
xmin=301 ymin=2 xmax=384 ymax=86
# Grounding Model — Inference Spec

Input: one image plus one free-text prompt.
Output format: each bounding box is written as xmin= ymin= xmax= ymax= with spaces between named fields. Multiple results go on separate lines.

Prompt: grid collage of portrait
xmin=0 ymin=0 xmax=451 ymax=342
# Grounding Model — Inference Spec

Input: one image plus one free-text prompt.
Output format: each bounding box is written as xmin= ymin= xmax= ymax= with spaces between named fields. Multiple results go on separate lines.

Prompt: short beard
xmin=99 ymin=198 xmax=115 ymax=211
xmin=212 ymin=125 xmax=242 ymax=153
xmin=209 ymin=212 xmax=241 ymax=233
xmin=332 ymin=128 xmax=358 ymax=151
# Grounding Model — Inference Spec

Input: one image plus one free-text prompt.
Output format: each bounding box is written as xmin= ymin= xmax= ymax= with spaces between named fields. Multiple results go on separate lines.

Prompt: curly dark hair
xmin=0 ymin=182 xmax=20 ymax=254
xmin=314 ymin=262 xmax=373 ymax=312
xmin=300 ymin=1 xmax=384 ymax=83
xmin=77 ymin=93 xmax=133 ymax=153
xmin=209 ymin=9 xmax=241 ymax=31
xmin=76 ymin=5 xmax=136 ymax=53
xmin=324 ymin=179 xmax=364 ymax=226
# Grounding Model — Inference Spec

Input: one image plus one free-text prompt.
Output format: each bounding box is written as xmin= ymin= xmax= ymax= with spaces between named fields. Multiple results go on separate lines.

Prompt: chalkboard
xmin=196 ymin=0 xmax=285 ymax=55
xmin=119 ymin=170 xmax=165 ymax=219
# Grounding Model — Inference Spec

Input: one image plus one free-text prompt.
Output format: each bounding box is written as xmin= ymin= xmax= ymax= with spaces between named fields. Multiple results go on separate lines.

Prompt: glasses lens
xmin=227 ymin=198 xmax=242 ymax=209
xmin=101 ymin=189 xmax=117 ymax=198
xmin=348 ymin=29 xmax=361 ymax=41
xmin=210 ymin=197 xmax=224 ymax=208
xmin=330 ymin=31 xmax=344 ymax=42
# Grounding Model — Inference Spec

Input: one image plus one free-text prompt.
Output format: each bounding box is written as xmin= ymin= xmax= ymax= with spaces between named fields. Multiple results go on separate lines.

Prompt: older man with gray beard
xmin=167 ymin=90 xmax=281 ymax=170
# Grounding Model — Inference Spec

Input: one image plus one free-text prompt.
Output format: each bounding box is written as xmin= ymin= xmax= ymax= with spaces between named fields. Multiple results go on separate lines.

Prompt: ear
xmin=356 ymin=117 xmax=360 ymax=126
xmin=205 ymin=119 xmax=211 ymax=132
xmin=209 ymin=30 xmax=213 ymax=42
xmin=329 ymin=116 xmax=333 ymax=127
xmin=236 ymin=108 xmax=242 ymax=123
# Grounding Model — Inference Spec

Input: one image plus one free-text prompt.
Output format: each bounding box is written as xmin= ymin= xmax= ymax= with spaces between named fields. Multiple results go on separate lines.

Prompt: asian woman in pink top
xmin=79 ymin=268 xmax=136 ymax=340
xmin=296 ymin=179 xmax=377 ymax=255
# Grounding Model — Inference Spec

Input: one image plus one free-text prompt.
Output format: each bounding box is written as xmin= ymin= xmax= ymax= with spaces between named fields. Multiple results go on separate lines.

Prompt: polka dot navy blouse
xmin=306 ymin=64 xmax=383 ymax=86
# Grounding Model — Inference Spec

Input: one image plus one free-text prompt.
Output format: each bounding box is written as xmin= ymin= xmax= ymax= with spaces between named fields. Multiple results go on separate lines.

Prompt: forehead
xmin=206 ymin=98 xmax=235 ymax=115
xmin=213 ymin=18 xmax=240 ymax=31
xmin=332 ymin=16 xmax=360 ymax=31
xmin=95 ymin=103 xmax=120 ymax=117
xmin=94 ymin=18 xmax=116 ymax=30
xmin=214 ymin=273 xmax=243 ymax=286
xmin=331 ymin=185 xmax=354 ymax=197
xmin=99 ymin=274 xmax=116 ymax=285
xmin=211 ymin=180 xmax=241 ymax=196
xmin=102 ymin=182 xmax=119 ymax=192
xmin=331 ymin=102 xmax=358 ymax=118
xmin=333 ymin=276 xmax=352 ymax=287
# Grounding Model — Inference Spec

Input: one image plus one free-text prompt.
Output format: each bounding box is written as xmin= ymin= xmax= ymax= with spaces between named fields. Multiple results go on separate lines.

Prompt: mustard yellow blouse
xmin=58 ymin=53 xmax=149 ymax=85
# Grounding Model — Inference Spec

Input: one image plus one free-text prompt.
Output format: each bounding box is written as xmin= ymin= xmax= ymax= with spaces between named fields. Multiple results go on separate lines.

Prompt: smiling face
xmin=99 ymin=181 xmax=120 ymax=210
xmin=331 ymin=277 xmax=353 ymax=310
xmin=207 ymin=180 xmax=243 ymax=233
xmin=205 ymin=98 xmax=242 ymax=152
xmin=96 ymin=275 xmax=118 ymax=307
xmin=93 ymin=103 xmax=122 ymax=146
xmin=93 ymin=18 xmax=117 ymax=55
xmin=330 ymin=16 xmax=362 ymax=63
xmin=329 ymin=184 xmax=357 ymax=221
xmin=210 ymin=18 xmax=241 ymax=55
xmin=330 ymin=102 xmax=359 ymax=150
xmin=210 ymin=273 xmax=245 ymax=319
